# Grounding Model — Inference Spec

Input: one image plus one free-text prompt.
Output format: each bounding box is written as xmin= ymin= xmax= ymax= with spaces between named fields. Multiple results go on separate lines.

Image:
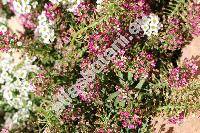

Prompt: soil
xmin=151 ymin=113 xmax=200 ymax=133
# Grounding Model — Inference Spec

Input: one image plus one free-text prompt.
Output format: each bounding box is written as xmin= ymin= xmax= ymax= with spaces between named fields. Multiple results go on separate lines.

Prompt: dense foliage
xmin=0 ymin=0 xmax=199 ymax=132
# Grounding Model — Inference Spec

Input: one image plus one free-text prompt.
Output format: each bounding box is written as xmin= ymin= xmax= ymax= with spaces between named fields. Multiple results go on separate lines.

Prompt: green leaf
xmin=118 ymin=100 xmax=126 ymax=108
xmin=118 ymin=71 xmax=123 ymax=79
xmin=107 ymin=91 xmax=120 ymax=101
xmin=114 ymin=97 xmax=119 ymax=108
xmin=128 ymin=72 xmax=133 ymax=84
xmin=135 ymin=78 xmax=146 ymax=89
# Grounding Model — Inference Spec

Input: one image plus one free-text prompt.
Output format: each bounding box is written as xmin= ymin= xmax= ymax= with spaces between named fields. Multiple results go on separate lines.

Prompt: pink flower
xmin=119 ymin=110 xmax=142 ymax=129
xmin=130 ymin=52 xmax=156 ymax=80
xmin=128 ymin=124 xmax=135 ymax=129
xmin=168 ymin=58 xmax=198 ymax=88
xmin=44 ymin=2 xmax=61 ymax=21
xmin=161 ymin=18 xmax=186 ymax=51
xmin=78 ymin=82 xmax=101 ymax=103
xmin=115 ymin=60 xmax=126 ymax=70
xmin=0 ymin=31 xmax=18 ymax=51
xmin=122 ymin=0 xmax=150 ymax=17
xmin=168 ymin=112 xmax=184 ymax=124
xmin=20 ymin=14 xmax=36 ymax=29
xmin=0 ymin=129 xmax=9 ymax=133
xmin=36 ymin=73 xmax=45 ymax=78
xmin=188 ymin=2 xmax=200 ymax=36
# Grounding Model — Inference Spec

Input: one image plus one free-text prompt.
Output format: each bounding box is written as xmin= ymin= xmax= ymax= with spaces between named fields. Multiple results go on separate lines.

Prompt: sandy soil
xmin=180 ymin=36 xmax=200 ymax=64
xmin=151 ymin=113 xmax=200 ymax=133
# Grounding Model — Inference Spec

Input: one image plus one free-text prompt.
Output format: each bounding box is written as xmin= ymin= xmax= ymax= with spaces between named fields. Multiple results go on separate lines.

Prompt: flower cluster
xmin=161 ymin=18 xmax=185 ymax=51
xmin=118 ymin=110 xmax=142 ymax=129
xmin=0 ymin=128 xmax=9 ymax=133
xmin=130 ymin=14 xmax=162 ymax=37
xmin=0 ymin=49 xmax=39 ymax=124
xmin=74 ymin=2 xmax=97 ymax=23
xmin=88 ymin=17 xmax=122 ymax=55
xmin=168 ymin=112 xmax=184 ymax=124
xmin=97 ymin=128 xmax=113 ymax=133
xmin=0 ymin=0 xmax=199 ymax=132
xmin=19 ymin=14 xmax=37 ymax=29
xmin=78 ymin=82 xmax=100 ymax=103
xmin=12 ymin=0 xmax=38 ymax=15
xmin=113 ymin=55 xmax=127 ymax=71
xmin=49 ymin=0 xmax=84 ymax=12
xmin=44 ymin=2 xmax=61 ymax=21
xmin=35 ymin=11 xmax=55 ymax=44
xmin=188 ymin=1 xmax=200 ymax=36
xmin=0 ymin=10 xmax=7 ymax=34
xmin=96 ymin=0 xmax=103 ymax=11
xmin=168 ymin=58 xmax=198 ymax=88
xmin=96 ymin=0 xmax=103 ymax=4
xmin=49 ymin=0 xmax=65 ymax=5
xmin=11 ymin=108 xmax=30 ymax=123
xmin=115 ymin=85 xmax=130 ymax=101
xmin=0 ymin=31 xmax=18 ymax=51
xmin=129 ymin=52 xmax=156 ymax=80
xmin=122 ymin=0 xmax=151 ymax=17
xmin=0 ymin=24 xmax=7 ymax=34
xmin=61 ymin=106 xmax=82 ymax=124
xmin=67 ymin=0 xmax=84 ymax=13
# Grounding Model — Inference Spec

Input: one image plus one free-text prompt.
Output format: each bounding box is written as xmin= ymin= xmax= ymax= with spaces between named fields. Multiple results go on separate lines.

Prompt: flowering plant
xmin=0 ymin=0 xmax=200 ymax=132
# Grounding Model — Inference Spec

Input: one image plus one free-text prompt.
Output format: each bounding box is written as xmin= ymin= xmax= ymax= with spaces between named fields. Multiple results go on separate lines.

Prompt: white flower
xmin=1 ymin=71 xmax=12 ymax=82
xmin=2 ymin=0 xmax=8 ymax=5
xmin=13 ymin=0 xmax=30 ymax=14
xmin=31 ymin=1 xmax=38 ymax=8
xmin=4 ymin=75 xmax=13 ymax=83
xmin=0 ymin=50 xmax=39 ymax=126
xmin=141 ymin=24 xmax=149 ymax=33
xmin=141 ymin=16 xmax=151 ymax=25
xmin=0 ymin=16 xmax=7 ymax=24
xmin=12 ymin=0 xmax=35 ymax=15
xmin=67 ymin=0 xmax=83 ymax=13
xmin=145 ymin=29 xmax=153 ymax=37
xmin=149 ymin=14 xmax=160 ymax=26
xmin=14 ymin=69 xmax=28 ymax=79
xmin=130 ymin=14 xmax=162 ymax=37
xmin=38 ymin=12 xmax=47 ymax=23
xmin=43 ymin=37 xmax=53 ymax=44
xmin=36 ymin=12 xmax=55 ymax=44
xmin=0 ymin=77 xmax=4 ymax=84
xmin=13 ymin=79 xmax=22 ymax=86
xmin=96 ymin=0 xmax=103 ymax=4
xmin=12 ymin=108 xmax=30 ymax=124
xmin=68 ymin=0 xmax=76 ymax=2
xmin=17 ymin=41 xmax=23 ymax=46
xmin=0 ymin=49 xmax=39 ymax=109
xmin=49 ymin=0 xmax=63 ymax=5
xmin=2 ymin=88 xmax=13 ymax=101
xmin=0 ymin=24 xmax=7 ymax=33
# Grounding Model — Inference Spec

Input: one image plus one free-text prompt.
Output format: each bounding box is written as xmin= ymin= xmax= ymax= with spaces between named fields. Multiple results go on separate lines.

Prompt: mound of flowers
xmin=0 ymin=0 xmax=200 ymax=132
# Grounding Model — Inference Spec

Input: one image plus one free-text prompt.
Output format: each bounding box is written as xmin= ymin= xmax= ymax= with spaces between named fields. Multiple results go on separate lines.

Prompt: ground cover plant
xmin=0 ymin=0 xmax=200 ymax=132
